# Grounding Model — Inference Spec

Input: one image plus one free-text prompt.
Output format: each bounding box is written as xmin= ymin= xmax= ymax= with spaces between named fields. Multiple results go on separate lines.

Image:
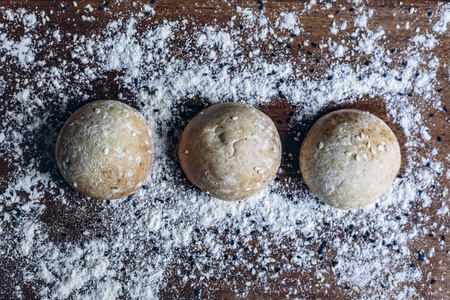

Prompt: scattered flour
xmin=432 ymin=4 xmax=450 ymax=34
xmin=0 ymin=1 xmax=448 ymax=300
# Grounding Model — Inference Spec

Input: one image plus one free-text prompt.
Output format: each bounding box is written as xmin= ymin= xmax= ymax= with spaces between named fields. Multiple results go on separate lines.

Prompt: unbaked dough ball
xmin=299 ymin=109 xmax=401 ymax=210
xmin=178 ymin=102 xmax=282 ymax=201
xmin=56 ymin=100 xmax=153 ymax=200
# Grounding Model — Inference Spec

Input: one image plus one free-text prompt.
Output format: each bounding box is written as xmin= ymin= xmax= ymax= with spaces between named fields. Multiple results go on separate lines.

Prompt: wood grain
xmin=0 ymin=0 xmax=448 ymax=299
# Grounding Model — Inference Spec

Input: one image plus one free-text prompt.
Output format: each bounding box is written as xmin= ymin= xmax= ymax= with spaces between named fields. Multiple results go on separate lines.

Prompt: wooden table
xmin=0 ymin=0 xmax=448 ymax=299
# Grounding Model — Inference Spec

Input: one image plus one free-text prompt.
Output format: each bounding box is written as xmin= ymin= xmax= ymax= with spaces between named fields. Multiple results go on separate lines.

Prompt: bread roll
xmin=179 ymin=102 xmax=281 ymax=201
xmin=56 ymin=100 xmax=153 ymax=200
xmin=299 ymin=109 xmax=401 ymax=210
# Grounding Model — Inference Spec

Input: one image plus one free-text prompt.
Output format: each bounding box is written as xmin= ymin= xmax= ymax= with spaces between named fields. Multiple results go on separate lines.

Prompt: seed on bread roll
xmin=178 ymin=102 xmax=281 ymax=201
xmin=56 ymin=100 xmax=153 ymax=200
xmin=299 ymin=109 xmax=401 ymax=210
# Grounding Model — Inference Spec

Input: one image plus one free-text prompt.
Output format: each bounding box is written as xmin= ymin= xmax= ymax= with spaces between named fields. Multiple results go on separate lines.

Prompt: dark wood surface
xmin=0 ymin=0 xmax=448 ymax=299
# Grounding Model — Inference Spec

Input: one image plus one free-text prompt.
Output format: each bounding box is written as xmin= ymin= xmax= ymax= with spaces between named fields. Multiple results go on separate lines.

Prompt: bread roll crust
xmin=300 ymin=109 xmax=401 ymax=210
xmin=179 ymin=102 xmax=281 ymax=201
xmin=56 ymin=100 xmax=153 ymax=200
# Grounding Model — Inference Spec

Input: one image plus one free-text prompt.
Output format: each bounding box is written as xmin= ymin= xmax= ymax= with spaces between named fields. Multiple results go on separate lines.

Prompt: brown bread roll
xmin=300 ymin=109 xmax=401 ymax=210
xmin=56 ymin=100 xmax=153 ymax=200
xmin=179 ymin=102 xmax=281 ymax=201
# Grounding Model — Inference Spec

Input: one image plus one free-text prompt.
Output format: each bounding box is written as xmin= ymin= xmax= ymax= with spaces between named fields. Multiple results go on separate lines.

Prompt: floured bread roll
xmin=56 ymin=100 xmax=153 ymax=200
xmin=300 ymin=109 xmax=401 ymax=210
xmin=178 ymin=102 xmax=281 ymax=201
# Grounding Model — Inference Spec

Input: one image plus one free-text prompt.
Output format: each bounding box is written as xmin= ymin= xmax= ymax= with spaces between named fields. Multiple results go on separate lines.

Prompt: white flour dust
xmin=0 ymin=1 xmax=448 ymax=299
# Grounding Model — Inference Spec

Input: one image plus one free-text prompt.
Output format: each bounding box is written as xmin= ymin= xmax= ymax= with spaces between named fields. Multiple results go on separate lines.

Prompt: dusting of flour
xmin=0 ymin=1 xmax=448 ymax=299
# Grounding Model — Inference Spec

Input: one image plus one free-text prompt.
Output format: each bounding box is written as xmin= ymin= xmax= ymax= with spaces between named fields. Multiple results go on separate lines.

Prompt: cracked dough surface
xmin=179 ymin=102 xmax=281 ymax=201
xmin=300 ymin=109 xmax=401 ymax=210
xmin=55 ymin=100 xmax=153 ymax=200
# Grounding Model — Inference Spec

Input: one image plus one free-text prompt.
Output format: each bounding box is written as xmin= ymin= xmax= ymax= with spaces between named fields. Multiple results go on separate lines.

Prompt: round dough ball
xmin=299 ymin=109 xmax=401 ymax=210
xmin=178 ymin=102 xmax=282 ymax=201
xmin=56 ymin=100 xmax=153 ymax=200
